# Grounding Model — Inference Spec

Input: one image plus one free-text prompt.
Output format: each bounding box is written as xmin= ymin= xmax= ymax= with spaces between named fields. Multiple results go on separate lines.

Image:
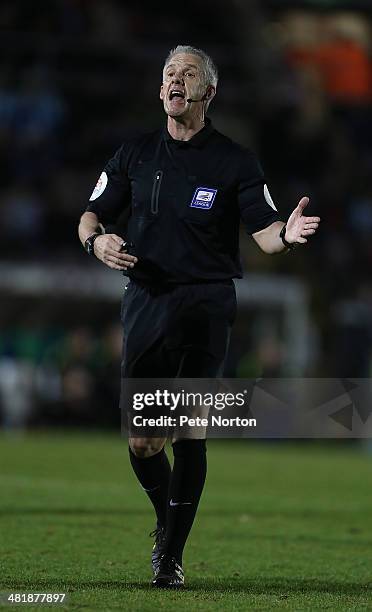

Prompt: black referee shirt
xmin=86 ymin=119 xmax=281 ymax=284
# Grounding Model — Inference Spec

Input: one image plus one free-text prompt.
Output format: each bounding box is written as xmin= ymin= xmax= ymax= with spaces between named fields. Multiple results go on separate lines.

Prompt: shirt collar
xmin=163 ymin=118 xmax=214 ymax=148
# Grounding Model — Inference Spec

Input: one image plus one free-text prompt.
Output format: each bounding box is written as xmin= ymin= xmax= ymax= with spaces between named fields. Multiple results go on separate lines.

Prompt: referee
xmin=78 ymin=45 xmax=320 ymax=588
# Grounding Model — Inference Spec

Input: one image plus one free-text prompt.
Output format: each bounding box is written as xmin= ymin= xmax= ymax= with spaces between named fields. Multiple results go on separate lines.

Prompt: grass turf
xmin=0 ymin=431 xmax=372 ymax=611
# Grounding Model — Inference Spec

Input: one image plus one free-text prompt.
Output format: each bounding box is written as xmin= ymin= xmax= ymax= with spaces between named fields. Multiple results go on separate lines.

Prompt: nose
xmin=171 ymin=71 xmax=184 ymax=85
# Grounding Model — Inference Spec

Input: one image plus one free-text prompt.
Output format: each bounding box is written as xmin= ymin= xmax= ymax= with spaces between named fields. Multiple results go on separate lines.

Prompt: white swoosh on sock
xmin=142 ymin=485 xmax=160 ymax=492
xmin=169 ymin=499 xmax=192 ymax=506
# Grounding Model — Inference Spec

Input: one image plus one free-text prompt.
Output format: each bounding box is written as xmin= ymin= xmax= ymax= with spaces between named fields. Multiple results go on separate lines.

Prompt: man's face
xmin=160 ymin=53 xmax=208 ymax=118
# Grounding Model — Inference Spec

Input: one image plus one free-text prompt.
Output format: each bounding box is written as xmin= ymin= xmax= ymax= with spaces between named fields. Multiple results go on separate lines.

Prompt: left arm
xmin=237 ymin=150 xmax=320 ymax=254
xmin=252 ymin=196 xmax=321 ymax=254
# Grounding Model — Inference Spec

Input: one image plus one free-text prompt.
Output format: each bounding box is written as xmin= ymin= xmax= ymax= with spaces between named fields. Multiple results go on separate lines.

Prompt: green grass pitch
xmin=1 ymin=431 xmax=372 ymax=610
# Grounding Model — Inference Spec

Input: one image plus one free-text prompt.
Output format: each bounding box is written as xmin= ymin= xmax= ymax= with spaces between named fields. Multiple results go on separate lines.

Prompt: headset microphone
xmin=186 ymin=92 xmax=209 ymax=103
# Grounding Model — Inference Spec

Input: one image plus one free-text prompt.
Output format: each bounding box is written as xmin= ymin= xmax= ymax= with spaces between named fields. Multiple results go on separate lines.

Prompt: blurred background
xmin=1 ymin=0 xmax=372 ymax=430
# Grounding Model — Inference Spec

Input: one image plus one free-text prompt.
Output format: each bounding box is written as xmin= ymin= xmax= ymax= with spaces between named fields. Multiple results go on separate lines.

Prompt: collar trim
xmin=163 ymin=118 xmax=213 ymax=148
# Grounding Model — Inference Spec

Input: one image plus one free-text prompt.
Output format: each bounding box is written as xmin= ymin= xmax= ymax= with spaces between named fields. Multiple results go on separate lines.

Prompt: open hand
xmin=94 ymin=234 xmax=138 ymax=271
xmin=285 ymin=197 xmax=320 ymax=245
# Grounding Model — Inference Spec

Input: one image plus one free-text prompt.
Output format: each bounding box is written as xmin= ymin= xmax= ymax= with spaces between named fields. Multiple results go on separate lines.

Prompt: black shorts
xmin=120 ymin=280 xmax=237 ymax=378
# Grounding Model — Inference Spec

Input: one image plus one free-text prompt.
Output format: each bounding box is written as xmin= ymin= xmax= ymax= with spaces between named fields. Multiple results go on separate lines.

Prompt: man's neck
xmin=167 ymin=116 xmax=205 ymax=141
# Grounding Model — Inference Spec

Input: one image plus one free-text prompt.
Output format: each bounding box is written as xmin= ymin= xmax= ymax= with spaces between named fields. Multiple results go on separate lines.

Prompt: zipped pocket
xmin=150 ymin=170 xmax=163 ymax=214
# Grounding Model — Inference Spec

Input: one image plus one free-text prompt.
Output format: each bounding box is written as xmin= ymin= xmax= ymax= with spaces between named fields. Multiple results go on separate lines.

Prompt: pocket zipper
xmin=150 ymin=170 xmax=163 ymax=214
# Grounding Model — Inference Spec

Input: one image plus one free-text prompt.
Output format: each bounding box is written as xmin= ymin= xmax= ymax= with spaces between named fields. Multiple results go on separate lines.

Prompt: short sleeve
xmin=238 ymin=151 xmax=281 ymax=235
xmin=85 ymin=143 xmax=131 ymax=225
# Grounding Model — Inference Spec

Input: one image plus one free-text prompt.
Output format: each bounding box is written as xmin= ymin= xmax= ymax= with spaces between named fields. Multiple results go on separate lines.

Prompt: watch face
xmin=85 ymin=235 xmax=96 ymax=255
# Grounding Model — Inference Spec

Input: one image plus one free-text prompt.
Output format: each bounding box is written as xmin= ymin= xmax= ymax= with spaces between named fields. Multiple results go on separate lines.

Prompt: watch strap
xmin=280 ymin=224 xmax=296 ymax=251
xmin=84 ymin=232 xmax=100 ymax=255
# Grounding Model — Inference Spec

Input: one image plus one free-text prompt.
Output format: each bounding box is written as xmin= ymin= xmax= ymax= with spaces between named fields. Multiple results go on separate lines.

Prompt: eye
xmin=185 ymin=72 xmax=195 ymax=78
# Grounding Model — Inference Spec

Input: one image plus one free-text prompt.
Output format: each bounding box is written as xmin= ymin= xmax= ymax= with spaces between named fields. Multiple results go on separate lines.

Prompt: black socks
xmin=129 ymin=439 xmax=207 ymax=566
xmin=129 ymin=446 xmax=171 ymax=528
xmin=164 ymin=439 xmax=207 ymax=565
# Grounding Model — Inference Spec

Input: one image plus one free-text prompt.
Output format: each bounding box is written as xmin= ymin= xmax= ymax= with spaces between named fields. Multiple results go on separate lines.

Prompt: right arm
xmin=78 ymin=211 xmax=101 ymax=244
xmin=78 ymin=144 xmax=138 ymax=271
xmin=78 ymin=211 xmax=137 ymax=271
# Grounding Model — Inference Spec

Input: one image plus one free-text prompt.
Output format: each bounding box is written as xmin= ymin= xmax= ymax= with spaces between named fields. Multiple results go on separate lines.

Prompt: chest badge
xmin=190 ymin=187 xmax=217 ymax=210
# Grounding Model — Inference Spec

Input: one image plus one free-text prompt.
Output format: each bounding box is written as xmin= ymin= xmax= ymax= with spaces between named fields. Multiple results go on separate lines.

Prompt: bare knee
xmin=129 ymin=437 xmax=166 ymax=458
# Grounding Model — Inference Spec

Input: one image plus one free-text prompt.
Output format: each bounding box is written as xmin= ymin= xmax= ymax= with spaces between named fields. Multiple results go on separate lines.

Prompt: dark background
xmin=0 ymin=0 xmax=371 ymax=429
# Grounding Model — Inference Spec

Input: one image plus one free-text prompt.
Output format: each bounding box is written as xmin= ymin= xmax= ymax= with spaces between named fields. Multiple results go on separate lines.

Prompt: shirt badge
xmin=190 ymin=187 xmax=217 ymax=210
xmin=263 ymin=184 xmax=277 ymax=211
xmin=89 ymin=171 xmax=108 ymax=201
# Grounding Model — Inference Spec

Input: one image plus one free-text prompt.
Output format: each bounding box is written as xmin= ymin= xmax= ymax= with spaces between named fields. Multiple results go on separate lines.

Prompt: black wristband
xmin=280 ymin=224 xmax=296 ymax=251
xmin=84 ymin=232 xmax=100 ymax=256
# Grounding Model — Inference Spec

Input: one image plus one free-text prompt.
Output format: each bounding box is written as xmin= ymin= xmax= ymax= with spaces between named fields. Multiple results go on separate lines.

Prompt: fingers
xmin=107 ymin=248 xmax=137 ymax=264
xmin=306 ymin=216 xmax=321 ymax=223
xmin=106 ymin=260 xmax=128 ymax=271
xmin=94 ymin=234 xmax=138 ymax=270
xmin=102 ymin=234 xmax=137 ymax=256
xmin=106 ymin=255 xmax=132 ymax=270
xmin=297 ymin=196 xmax=309 ymax=211
xmin=110 ymin=234 xmax=126 ymax=246
xmin=287 ymin=206 xmax=320 ymax=248
xmin=106 ymin=249 xmax=137 ymax=269
xmin=302 ymin=218 xmax=321 ymax=238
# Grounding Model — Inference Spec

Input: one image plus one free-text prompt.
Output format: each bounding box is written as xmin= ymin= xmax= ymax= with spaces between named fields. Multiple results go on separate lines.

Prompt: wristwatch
xmin=279 ymin=225 xmax=296 ymax=251
xmin=84 ymin=232 xmax=100 ymax=256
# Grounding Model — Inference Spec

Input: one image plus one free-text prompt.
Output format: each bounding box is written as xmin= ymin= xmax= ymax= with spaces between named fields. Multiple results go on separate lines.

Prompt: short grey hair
xmin=163 ymin=45 xmax=218 ymax=88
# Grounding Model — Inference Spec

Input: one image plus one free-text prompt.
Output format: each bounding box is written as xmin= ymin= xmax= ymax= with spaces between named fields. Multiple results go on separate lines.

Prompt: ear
xmin=160 ymin=84 xmax=165 ymax=101
xmin=206 ymin=85 xmax=216 ymax=101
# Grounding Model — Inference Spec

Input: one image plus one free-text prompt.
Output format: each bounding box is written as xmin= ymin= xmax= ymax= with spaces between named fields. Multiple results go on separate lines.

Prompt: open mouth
xmin=169 ymin=89 xmax=185 ymax=101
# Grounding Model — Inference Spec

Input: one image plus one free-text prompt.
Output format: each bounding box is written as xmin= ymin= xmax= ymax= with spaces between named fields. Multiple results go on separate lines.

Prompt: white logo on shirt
xmin=263 ymin=184 xmax=277 ymax=211
xmin=89 ymin=171 xmax=108 ymax=201
xmin=190 ymin=187 xmax=217 ymax=209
